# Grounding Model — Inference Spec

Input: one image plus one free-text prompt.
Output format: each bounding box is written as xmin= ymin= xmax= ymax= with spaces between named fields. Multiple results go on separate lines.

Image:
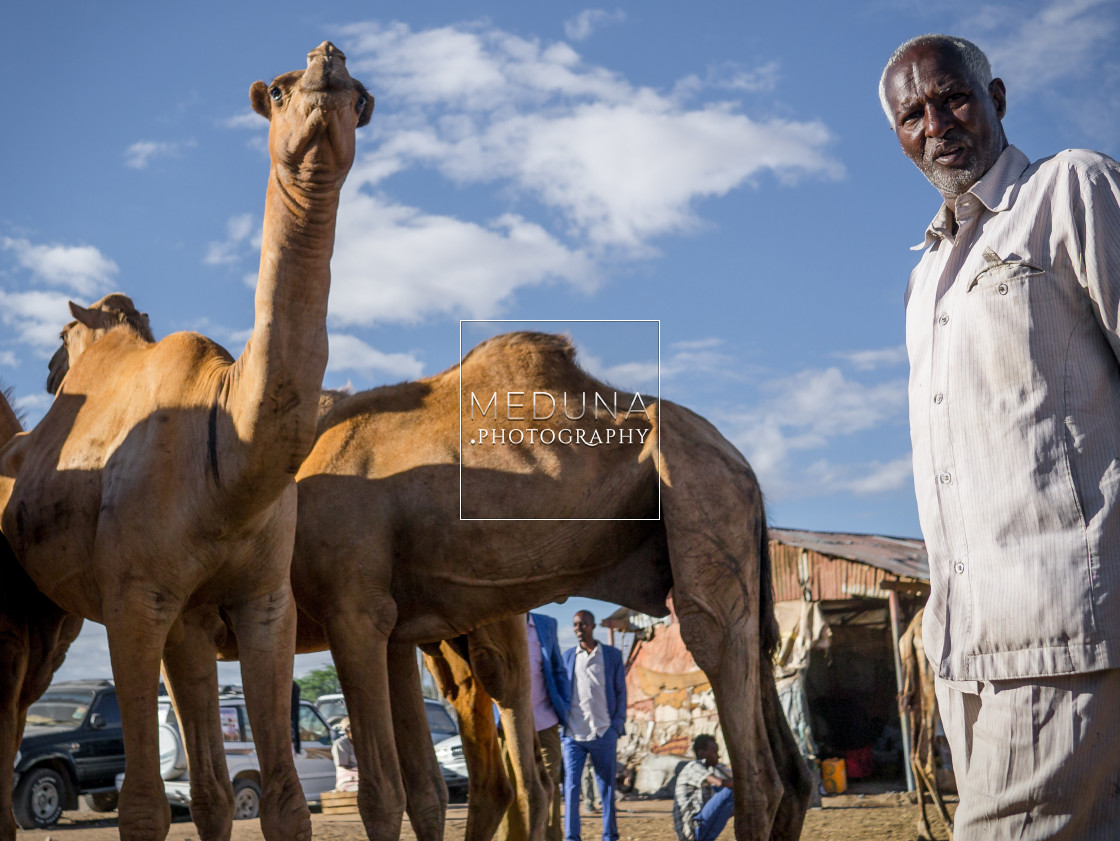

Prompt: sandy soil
xmin=13 ymin=786 xmax=956 ymax=841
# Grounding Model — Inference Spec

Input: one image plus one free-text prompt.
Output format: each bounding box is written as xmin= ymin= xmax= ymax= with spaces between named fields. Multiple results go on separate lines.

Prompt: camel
xmin=0 ymin=389 xmax=84 ymax=839
xmin=899 ymin=608 xmax=953 ymax=840
xmin=419 ymin=618 xmax=551 ymax=841
xmin=261 ymin=331 xmax=810 ymax=841
xmin=0 ymin=42 xmax=371 ymax=841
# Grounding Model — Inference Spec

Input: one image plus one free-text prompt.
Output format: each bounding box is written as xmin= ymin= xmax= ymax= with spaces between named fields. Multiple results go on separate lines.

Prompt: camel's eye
xmin=270 ymin=86 xmax=283 ymax=103
xmin=356 ymin=94 xmax=368 ymax=112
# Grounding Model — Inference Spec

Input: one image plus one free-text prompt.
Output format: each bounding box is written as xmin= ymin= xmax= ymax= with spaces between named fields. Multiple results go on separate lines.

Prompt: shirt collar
xmin=912 ymin=145 xmax=1030 ymax=250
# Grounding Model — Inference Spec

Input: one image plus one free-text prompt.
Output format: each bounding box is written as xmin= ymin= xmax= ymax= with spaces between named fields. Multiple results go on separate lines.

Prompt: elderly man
xmin=881 ymin=34 xmax=1120 ymax=839
xmin=562 ymin=610 xmax=626 ymax=841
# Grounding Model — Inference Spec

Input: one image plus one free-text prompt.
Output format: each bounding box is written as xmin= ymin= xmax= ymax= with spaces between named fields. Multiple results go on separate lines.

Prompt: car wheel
xmin=13 ymin=767 xmax=67 ymax=829
xmin=84 ymin=791 xmax=119 ymax=812
xmin=232 ymin=778 xmax=262 ymax=820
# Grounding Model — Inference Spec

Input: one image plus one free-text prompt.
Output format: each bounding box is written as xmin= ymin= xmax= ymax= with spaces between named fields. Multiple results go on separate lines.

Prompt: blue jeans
xmin=693 ymin=786 xmax=734 ymax=841
xmin=562 ymin=731 xmax=618 ymax=841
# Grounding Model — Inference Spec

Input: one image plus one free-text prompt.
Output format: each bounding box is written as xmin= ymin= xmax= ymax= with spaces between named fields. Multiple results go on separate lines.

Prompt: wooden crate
xmin=321 ymin=789 xmax=359 ymax=815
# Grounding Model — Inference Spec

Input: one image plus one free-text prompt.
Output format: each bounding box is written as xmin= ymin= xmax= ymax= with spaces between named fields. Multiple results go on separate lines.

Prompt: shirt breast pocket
xmin=963 ymin=259 xmax=1057 ymax=398
xmin=967 ymin=259 xmax=1045 ymax=295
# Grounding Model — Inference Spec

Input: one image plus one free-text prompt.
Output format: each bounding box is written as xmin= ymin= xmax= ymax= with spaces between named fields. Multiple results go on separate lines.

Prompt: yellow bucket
xmin=821 ymin=757 xmax=847 ymax=794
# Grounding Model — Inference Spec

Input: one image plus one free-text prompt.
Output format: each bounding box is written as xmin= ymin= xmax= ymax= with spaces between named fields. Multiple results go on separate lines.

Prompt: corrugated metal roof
xmin=770 ymin=528 xmax=928 ymax=581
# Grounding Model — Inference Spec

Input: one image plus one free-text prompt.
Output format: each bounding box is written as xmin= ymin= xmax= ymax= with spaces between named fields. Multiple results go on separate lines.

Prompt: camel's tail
xmin=759 ymin=500 xmax=780 ymax=659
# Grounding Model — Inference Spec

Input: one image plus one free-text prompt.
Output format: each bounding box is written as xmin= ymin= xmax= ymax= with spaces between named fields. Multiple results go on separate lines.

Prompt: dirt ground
xmin=13 ymin=784 xmax=956 ymax=841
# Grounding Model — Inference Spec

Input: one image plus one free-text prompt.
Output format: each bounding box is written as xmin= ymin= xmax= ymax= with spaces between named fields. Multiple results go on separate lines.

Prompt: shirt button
xmin=933 ymin=393 xmax=944 ymax=404
xmin=997 ymin=283 xmax=1008 ymax=295
xmin=953 ymin=561 xmax=966 ymax=574
xmin=938 ymin=313 xmax=950 ymax=326
xmin=939 ymin=472 xmax=952 ymax=485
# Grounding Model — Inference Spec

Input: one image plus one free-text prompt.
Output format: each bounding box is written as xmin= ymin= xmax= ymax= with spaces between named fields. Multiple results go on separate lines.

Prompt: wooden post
xmin=886 ymin=588 xmax=916 ymax=793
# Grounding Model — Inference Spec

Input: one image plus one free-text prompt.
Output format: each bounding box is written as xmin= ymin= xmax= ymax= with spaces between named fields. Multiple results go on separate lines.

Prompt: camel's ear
xmin=69 ymin=301 xmax=98 ymax=328
xmin=250 ymin=81 xmax=272 ymax=120
xmin=358 ymin=89 xmax=374 ymax=128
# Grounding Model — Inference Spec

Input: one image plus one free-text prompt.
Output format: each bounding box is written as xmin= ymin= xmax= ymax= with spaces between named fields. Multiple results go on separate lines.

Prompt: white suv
xmin=118 ymin=691 xmax=338 ymax=819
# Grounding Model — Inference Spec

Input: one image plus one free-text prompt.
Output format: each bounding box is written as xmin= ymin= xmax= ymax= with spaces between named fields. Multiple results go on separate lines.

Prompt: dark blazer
xmin=530 ymin=612 xmax=572 ymax=724
xmin=562 ymin=640 xmax=627 ymax=737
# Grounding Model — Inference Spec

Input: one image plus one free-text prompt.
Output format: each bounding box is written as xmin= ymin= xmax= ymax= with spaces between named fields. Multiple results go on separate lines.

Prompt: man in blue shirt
xmin=562 ymin=610 xmax=626 ymax=841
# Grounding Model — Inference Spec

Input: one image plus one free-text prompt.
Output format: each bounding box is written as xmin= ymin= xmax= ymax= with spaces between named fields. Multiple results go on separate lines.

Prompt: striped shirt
xmin=906 ymin=145 xmax=1120 ymax=682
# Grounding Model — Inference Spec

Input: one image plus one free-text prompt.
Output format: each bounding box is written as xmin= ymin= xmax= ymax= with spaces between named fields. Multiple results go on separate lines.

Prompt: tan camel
xmin=0 ymin=42 xmax=371 ymax=841
xmin=420 ymin=618 xmax=551 ymax=841
xmin=0 ymin=389 xmax=84 ymax=839
xmin=269 ymin=331 xmax=809 ymax=841
xmin=899 ymin=608 xmax=953 ymax=840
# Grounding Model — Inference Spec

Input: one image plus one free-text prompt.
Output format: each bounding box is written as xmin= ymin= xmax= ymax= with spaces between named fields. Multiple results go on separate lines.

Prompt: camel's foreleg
xmin=389 ymin=641 xmax=447 ymax=841
xmin=327 ymin=600 xmax=406 ymax=841
xmin=161 ymin=609 xmax=235 ymax=841
xmin=105 ymin=591 xmax=179 ymax=841
xmin=226 ymin=586 xmax=309 ymax=841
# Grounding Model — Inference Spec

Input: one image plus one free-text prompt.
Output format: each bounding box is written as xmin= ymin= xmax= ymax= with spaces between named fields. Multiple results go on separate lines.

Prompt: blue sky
xmin=3 ymin=0 xmax=1118 ymax=681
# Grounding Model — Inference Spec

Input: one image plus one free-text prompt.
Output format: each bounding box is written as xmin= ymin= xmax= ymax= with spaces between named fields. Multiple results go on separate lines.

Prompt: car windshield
xmin=318 ymin=698 xmax=347 ymax=720
xmin=426 ymin=702 xmax=457 ymax=739
xmin=25 ymin=690 xmax=97 ymax=726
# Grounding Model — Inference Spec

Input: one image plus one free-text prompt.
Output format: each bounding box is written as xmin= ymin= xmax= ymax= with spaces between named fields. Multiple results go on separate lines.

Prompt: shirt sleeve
xmin=1070 ymin=155 xmax=1120 ymax=359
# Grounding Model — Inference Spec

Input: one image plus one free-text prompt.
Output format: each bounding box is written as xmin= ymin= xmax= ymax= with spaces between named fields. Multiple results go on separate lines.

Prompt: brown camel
xmin=270 ymin=331 xmax=809 ymax=841
xmin=0 ymin=42 xmax=371 ymax=841
xmin=899 ymin=608 xmax=953 ymax=840
xmin=0 ymin=390 xmax=84 ymax=839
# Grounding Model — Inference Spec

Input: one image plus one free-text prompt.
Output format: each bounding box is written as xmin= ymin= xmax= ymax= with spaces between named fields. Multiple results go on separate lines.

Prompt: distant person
xmin=672 ymin=734 xmax=733 ymax=841
xmin=562 ymin=610 xmax=626 ymax=841
xmin=332 ymin=717 xmax=358 ymax=792
xmin=581 ymin=761 xmax=600 ymax=812
xmin=496 ymin=612 xmax=571 ymax=841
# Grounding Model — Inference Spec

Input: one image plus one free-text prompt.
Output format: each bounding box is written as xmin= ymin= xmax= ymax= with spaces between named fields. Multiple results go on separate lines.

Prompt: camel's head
xmin=249 ymin=42 xmax=373 ymax=189
xmin=47 ymin=293 xmax=153 ymax=395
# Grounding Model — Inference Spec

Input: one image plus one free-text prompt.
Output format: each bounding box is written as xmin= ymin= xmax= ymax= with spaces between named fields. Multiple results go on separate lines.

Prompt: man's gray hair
xmin=878 ymin=34 xmax=993 ymax=125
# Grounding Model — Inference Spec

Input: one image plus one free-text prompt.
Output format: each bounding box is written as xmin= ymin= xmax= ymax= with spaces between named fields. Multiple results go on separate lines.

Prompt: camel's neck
xmin=0 ymin=390 xmax=21 ymax=445
xmin=227 ymin=168 xmax=342 ymax=483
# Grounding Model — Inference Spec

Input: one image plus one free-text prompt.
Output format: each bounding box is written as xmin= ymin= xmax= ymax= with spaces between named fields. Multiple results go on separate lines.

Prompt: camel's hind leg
xmin=423 ymin=637 xmax=514 ymax=841
xmin=659 ymin=408 xmax=809 ymax=840
xmin=0 ymin=544 xmax=81 ymax=841
xmin=389 ymin=641 xmax=447 ymax=841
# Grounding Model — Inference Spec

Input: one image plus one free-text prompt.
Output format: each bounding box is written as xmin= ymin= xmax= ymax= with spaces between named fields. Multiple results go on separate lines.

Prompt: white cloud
xmin=974 ymin=0 xmax=1116 ymax=93
xmin=327 ymin=333 xmax=425 ymax=380
xmin=1 ymin=237 xmax=118 ymax=298
xmin=329 ymin=191 xmax=595 ymax=324
xmin=342 ymin=20 xmax=842 ymax=253
xmin=123 ymin=139 xmax=196 ymax=169
xmin=204 ymin=214 xmax=260 ymax=266
xmin=52 ymin=624 xmax=113 ymax=682
xmin=0 ymin=350 xmax=16 ymax=367
xmin=564 ymin=9 xmax=626 ymax=41
xmin=836 ymin=345 xmax=907 ymax=371
xmin=720 ymin=366 xmax=908 ymax=498
xmin=674 ymin=61 xmax=781 ymax=99
xmin=0 ymin=287 xmax=81 ymax=349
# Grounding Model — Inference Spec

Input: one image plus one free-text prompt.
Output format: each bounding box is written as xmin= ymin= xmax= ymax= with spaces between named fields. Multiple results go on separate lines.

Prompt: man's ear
xmin=989 ymin=78 xmax=1007 ymax=120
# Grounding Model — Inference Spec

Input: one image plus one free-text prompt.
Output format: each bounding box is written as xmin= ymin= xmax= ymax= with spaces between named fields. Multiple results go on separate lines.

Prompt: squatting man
xmin=882 ymin=33 xmax=1120 ymax=840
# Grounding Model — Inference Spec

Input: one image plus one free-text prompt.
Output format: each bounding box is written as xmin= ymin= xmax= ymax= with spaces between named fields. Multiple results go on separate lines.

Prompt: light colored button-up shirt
xmin=567 ymin=643 xmax=611 ymax=740
xmin=526 ymin=614 xmax=559 ymax=731
xmin=907 ymin=144 xmax=1120 ymax=682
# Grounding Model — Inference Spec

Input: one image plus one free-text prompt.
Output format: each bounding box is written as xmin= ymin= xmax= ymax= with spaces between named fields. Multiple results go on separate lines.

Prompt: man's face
xmin=698 ymin=741 xmax=720 ymax=766
xmin=574 ymin=613 xmax=595 ymax=646
xmin=884 ymin=43 xmax=1006 ymax=198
